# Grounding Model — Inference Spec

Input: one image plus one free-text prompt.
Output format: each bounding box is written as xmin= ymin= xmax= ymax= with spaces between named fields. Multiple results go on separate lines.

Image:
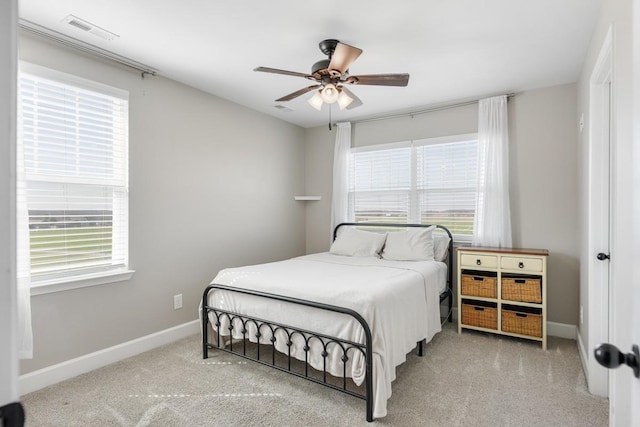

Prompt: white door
xmin=604 ymin=122 xmax=640 ymax=425
xmin=607 ymin=3 xmax=640 ymax=424
xmin=630 ymin=279 xmax=640 ymax=425
xmin=631 ymin=5 xmax=640 ymax=424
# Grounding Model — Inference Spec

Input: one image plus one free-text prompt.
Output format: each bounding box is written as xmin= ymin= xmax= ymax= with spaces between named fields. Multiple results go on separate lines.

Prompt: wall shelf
xmin=294 ymin=196 xmax=321 ymax=201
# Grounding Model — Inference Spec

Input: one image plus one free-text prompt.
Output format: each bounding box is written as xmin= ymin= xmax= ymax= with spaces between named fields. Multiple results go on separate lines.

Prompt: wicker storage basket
xmin=461 ymin=274 xmax=497 ymax=298
xmin=461 ymin=301 xmax=497 ymax=330
xmin=502 ymin=308 xmax=542 ymax=338
xmin=501 ymin=277 xmax=542 ymax=303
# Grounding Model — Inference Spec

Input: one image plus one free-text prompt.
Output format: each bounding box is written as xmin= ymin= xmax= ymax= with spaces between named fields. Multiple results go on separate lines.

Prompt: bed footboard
xmin=201 ymin=284 xmax=375 ymax=422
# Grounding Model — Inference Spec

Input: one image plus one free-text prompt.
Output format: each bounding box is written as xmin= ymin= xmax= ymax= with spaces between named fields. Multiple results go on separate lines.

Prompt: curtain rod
xmin=351 ymin=93 xmax=516 ymax=125
xmin=19 ymin=19 xmax=158 ymax=77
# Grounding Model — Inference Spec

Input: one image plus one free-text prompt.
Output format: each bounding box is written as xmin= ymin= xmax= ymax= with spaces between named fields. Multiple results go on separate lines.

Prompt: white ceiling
xmin=19 ymin=0 xmax=602 ymax=128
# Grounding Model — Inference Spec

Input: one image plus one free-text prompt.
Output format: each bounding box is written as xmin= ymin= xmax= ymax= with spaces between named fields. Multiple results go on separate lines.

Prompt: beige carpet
xmin=22 ymin=324 xmax=608 ymax=426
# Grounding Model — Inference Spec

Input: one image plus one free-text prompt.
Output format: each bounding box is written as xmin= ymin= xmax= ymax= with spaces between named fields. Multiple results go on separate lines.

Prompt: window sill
xmin=30 ymin=269 xmax=135 ymax=296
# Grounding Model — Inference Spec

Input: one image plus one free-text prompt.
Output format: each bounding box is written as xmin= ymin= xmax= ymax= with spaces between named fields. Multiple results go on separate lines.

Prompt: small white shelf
xmin=294 ymin=196 xmax=322 ymax=201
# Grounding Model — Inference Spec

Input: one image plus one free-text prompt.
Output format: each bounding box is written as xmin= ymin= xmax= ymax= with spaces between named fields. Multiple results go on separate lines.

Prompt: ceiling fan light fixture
xmin=255 ymin=39 xmax=408 ymax=115
xmin=320 ymin=83 xmax=339 ymax=103
xmin=307 ymin=91 xmax=324 ymax=111
xmin=337 ymin=89 xmax=353 ymax=110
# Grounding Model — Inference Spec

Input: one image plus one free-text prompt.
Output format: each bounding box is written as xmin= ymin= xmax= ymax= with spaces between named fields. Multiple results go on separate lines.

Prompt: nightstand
xmin=457 ymin=246 xmax=549 ymax=349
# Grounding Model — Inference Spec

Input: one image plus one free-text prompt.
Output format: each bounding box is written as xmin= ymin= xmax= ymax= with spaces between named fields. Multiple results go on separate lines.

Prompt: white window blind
xmin=348 ymin=135 xmax=478 ymax=239
xmin=349 ymin=145 xmax=412 ymax=223
xmin=415 ymin=138 xmax=478 ymax=236
xmin=18 ymin=64 xmax=129 ymax=283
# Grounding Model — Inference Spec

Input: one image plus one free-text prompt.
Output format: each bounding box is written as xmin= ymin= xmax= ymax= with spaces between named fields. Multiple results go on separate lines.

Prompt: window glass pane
xmin=26 ymin=182 xmax=126 ymax=279
xmin=419 ymin=190 xmax=476 ymax=235
xmin=350 ymin=191 xmax=410 ymax=223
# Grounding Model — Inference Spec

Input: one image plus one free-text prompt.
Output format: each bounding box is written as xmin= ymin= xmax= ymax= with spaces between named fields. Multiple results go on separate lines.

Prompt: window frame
xmin=18 ymin=62 xmax=134 ymax=295
xmin=348 ymin=133 xmax=478 ymax=242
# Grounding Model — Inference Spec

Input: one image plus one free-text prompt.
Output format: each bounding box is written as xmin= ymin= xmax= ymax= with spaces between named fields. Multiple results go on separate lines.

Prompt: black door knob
xmin=596 ymin=252 xmax=610 ymax=261
xmin=594 ymin=343 xmax=640 ymax=378
xmin=0 ymin=402 xmax=25 ymax=427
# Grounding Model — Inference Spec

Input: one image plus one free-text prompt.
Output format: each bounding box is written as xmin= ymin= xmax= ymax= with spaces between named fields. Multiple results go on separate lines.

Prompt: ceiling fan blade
xmin=340 ymin=86 xmax=363 ymax=110
xmin=328 ymin=42 xmax=363 ymax=75
xmin=347 ymin=73 xmax=410 ymax=87
xmin=275 ymin=85 xmax=321 ymax=102
xmin=254 ymin=66 xmax=314 ymax=79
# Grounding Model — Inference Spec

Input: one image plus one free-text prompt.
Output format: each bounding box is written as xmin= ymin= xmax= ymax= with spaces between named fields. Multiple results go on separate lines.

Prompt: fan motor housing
xmin=318 ymin=39 xmax=339 ymax=57
xmin=311 ymin=59 xmax=330 ymax=75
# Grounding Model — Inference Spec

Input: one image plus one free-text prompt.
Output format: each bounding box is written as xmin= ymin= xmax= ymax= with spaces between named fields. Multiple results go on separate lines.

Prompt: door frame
xmin=0 ymin=0 xmax=19 ymax=408
xmin=632 ymin=3 xmax=640 ymax=423
xmin=586 ymin=26 xmax=613 ymax=398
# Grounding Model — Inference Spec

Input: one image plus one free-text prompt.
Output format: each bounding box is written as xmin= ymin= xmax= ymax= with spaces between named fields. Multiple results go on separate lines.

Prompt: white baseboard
xmin=20 ymin=319 xmax=200 ymax=396
xmin=577 ymin=328 xmax=589 ymax=381
xmin=547 ymin=321 xmax=577 ymax=339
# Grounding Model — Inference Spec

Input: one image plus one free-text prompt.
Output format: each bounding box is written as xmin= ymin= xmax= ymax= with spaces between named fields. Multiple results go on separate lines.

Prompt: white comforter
xmin=204 ymin=252 xmax=446 ymax=418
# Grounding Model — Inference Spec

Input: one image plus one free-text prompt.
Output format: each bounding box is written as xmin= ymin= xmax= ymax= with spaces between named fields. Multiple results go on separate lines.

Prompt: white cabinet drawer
xmin=500 ymin=256 xmax=543 ymax=273
xmin=460 ymin=254 xmax=498 ymax=269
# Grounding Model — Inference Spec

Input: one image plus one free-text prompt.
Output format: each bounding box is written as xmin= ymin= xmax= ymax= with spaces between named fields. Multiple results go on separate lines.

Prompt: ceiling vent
xmin=62 ymin=15 xmax=119 ymax=41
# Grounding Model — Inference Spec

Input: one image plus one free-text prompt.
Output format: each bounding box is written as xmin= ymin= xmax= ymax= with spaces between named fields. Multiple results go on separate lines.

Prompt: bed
xmin=201 ymin=223 xmax=453 ymax=421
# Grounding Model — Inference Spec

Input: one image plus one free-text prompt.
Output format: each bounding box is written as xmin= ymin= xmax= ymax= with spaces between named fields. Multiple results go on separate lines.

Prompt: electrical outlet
xmin=174 ymin=294 xmax=183 ymax=310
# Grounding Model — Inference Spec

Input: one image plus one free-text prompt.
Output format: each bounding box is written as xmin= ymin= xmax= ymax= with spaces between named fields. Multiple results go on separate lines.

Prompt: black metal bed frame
xmin=201 ymin=223 xmax=453 ymax=422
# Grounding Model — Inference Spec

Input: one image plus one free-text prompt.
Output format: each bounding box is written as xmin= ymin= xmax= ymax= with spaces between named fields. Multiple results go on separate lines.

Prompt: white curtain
xmin=472 ymin=95 xmax=512 ymax=247
xmin=330 ymin=122 xmax=352 ymax=240
xmin=16 ymin=82 xmax=33 ymax=359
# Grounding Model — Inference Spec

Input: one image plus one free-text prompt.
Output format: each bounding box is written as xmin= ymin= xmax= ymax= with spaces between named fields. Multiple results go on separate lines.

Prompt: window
xmin=348 ymin=134 xmax=478 ymax=240
xmin=18 ymin=63 xmax=130 ymax=288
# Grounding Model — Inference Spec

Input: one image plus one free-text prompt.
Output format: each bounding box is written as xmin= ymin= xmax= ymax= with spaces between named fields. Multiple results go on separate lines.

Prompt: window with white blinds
xmin=18 ymin=63 xmax=129 ymax=283
xmin=348 ymin=134 xmax=478 ymax=239
xmin=349 ymin=144 xmax=412 ymax=222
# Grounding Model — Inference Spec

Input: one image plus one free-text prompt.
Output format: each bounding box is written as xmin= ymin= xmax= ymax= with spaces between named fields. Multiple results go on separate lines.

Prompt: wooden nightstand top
xmin=457 ymin=246 xmax=549 ymax=257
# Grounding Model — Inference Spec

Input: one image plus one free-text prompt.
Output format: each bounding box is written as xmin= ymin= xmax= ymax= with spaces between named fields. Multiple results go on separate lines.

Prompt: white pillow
xmin=381 ymin=226 xmax=435 ymax=261
xmin=330 ymin=227 xmax=387 ymax=257
xmin=433 ymin=233 xmax=452 ymax=262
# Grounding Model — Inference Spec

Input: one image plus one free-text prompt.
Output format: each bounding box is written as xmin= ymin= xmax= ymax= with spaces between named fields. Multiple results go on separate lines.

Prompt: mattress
xmin=204 ymin=252 xmax=446 ymax=418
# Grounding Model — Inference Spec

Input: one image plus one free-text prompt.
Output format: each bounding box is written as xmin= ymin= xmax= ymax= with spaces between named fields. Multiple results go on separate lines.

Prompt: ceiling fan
xmin=254 ymin=39 xmax=409 ymax=111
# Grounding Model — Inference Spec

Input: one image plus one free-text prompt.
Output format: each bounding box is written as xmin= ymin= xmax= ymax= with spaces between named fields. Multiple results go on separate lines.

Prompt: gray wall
xmin=508 ymin=85 xmax=578 ymax=326
xmin=303 ymin=84 xmax=579 ymax=325
xmin=19 ymin=33 xmax=306 ymax=374
xmin=303 ymin=125 xmax=336 ymax=254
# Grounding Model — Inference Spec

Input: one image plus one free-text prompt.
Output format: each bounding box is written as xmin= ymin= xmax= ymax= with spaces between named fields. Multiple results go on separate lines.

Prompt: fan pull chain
xmin=328 ymin=104 xmax=332 ymax=130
